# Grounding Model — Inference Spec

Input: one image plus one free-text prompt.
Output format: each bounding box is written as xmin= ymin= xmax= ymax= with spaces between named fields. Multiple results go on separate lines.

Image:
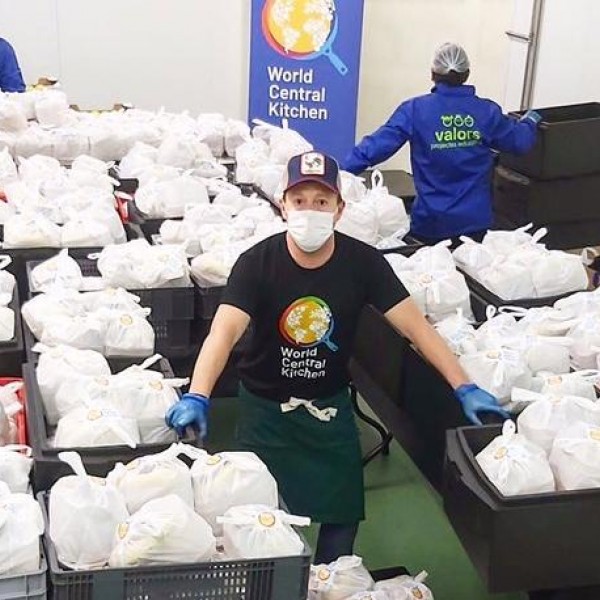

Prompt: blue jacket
xmin=343 ymin=84 xmax=537 ymax=240
xmin=0 ymin=38 xmax=25 ymax=93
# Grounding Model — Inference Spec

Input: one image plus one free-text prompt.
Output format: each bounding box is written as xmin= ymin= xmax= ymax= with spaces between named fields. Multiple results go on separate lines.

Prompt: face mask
xmin=286 ymin=210 xmax=335 ymax=253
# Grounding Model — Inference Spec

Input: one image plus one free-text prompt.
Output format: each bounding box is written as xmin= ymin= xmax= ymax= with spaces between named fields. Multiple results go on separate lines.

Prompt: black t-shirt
xmin=221 ymin=232 xmax=409 ymax=401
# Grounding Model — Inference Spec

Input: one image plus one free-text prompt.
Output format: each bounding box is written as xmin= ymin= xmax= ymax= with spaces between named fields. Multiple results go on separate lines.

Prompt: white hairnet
xmin=432 ymin=43 xmax=470 ymax=74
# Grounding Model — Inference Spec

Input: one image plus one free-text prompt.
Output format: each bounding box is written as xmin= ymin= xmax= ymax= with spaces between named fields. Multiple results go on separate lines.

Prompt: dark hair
xmin=431 ymin=69 xmax=470 ymax=86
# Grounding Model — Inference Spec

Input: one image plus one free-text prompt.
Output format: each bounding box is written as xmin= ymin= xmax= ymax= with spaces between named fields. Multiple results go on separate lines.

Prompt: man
xmin=167 ymin=150 xmax=508 ymax=563
xmin=343 ymin=42 xmax=540 ymax=244
xmin=0 ymin=38 xmax=25 ymax=92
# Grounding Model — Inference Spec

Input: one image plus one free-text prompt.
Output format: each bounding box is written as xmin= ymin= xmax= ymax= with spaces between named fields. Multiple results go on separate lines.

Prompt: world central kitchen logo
xmin=431 ymin=114 xmax=482 ymax=149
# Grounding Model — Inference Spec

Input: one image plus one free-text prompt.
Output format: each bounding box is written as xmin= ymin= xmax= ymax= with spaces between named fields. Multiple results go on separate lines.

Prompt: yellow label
xmin=590 ymin=429 xmax=600 ymax=442
xmin=94 ymin=376 xmax=110 ymax=386
xmin=548 ymin=375 xmax=563 ymax=386
xmin=126 ymin=460 xmax=140 ymax=471
xmin=258 ymin=512 xmax=276 ymax=528
xmin=149 ymin=381 xmax=164 ymax=391
xmin=412 ymin=588 xmax=424 ymax=599
xmin=317 ymin=568 xmax=331 ymax=582
xmin=87 ymin=409 xmax=103 ymax=421
xmin=494 ymin=447 xmax=508 ymax=460
xmin=486 ymin=350 xmax=500 ymax=360
xmin=206 ymin=455 xmax=222 ymax=466
xmin=117 ymin=523 xmax=129 ymax=540
xmin=120 ymin=314 xmax=133 ymax=326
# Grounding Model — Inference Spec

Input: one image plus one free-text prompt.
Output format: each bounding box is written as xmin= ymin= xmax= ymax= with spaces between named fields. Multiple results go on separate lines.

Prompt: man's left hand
xmin=454 ymin=383 xmax=510 ymax=426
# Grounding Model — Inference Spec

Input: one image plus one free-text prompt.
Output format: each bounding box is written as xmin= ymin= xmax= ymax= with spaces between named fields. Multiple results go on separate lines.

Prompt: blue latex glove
xmin=454 ymin=384 xmax=510 ymax=426
xmin=521 ymin=109 xmax=542 ymax=124
xmin=165 ymin=392 xmax=209 ymax=438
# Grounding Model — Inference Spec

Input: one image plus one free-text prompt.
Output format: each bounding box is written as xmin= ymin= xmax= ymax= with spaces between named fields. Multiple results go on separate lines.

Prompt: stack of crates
xmin=495 ymin=102 xmax=600 ymax=249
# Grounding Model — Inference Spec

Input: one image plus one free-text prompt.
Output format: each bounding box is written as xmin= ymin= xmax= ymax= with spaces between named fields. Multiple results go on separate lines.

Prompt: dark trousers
xmin=314 ymin=523 xmax=359 ymax=564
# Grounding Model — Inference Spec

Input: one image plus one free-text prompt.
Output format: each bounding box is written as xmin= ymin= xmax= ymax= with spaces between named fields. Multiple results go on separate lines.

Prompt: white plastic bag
xmin=218 ymin=505 xmax=309 ymax=560
xmin=365 ymin=170 xmax=409 ymax=239
xmin=452 ymin=236 xmax=495 ymax=277
xmin=101 ymin=308 xmax=155 ymax=357
xmin=30 ymin=250 xmax=83 ymax=293
xmin=336 ymin=202 xmax=379 ymax=245
xmin=534 ymin=371 xmax=598 ymax=400
xmin=0 ymin=306 xmax=14 ymax=342
xmin=40 ymin=313 xmax=106 ymax=353
xmin=434 ymin=309 xmax=477 ymax=355
xmin=0 ymin=446 xmax=32 ymax=493
xmin=340 ymin=172 xmax=367 ymax=204
xmin=516 ymin=388 xmax=600 ymax=454
xmin=476 ymin=421 xmax=555 ymax=495
xmin=106 ymin=356 xmax=184 ymax=443
xmin=375 ymin=571 xmax=434 ymax=600
xmin=2 ymin=212 xmax=61 ymax=248
xmin=35 ymin=343 xmax=111 ymax=426
xmin=531 ymin=250 xmax=588 ymax=298
xmin=34 ymin=90 xmax=70 ymax=128
xmin=0 ymin=98 xmax=27 ymax=132
xmin=550 ymin=422 xmax=600 ymax=490
xmin=225 ymin=119 xmax=251 ymax=157
xmin=108 ymin=444 xmax=194 ymax=514
xmin=0 ymin=482 xmax=44 ymax=576
xmin=109 ymin=495 xmax=216 ymax=567
xmin=49 ymin=452 xmax=129 ymax=570
xmin=54 ymin=406 xmax=140 ymax=449
xmin=190 ymin=451 xmax=279 ymax=536
xmin=309 ymin=555 xmax=375 ymax=600
xmin=459 ymin=347 xmax=532 ymax=404
xmin=0 ymin=147 xmax=18 ymax=187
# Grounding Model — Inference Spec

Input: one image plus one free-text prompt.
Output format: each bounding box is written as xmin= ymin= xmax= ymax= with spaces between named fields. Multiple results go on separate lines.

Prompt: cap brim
xmin=283 ymin=177 xmax=340 ymax=196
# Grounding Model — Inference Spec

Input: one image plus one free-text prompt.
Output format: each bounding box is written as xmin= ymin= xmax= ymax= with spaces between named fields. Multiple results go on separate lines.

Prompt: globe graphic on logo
xmin=263 ymin=0 xmax=334 ymax=56
xmin=280 ymin=296 xmax=336 ymax=348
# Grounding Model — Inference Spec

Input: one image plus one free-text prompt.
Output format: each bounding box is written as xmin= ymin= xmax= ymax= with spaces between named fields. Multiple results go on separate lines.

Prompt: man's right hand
xmin=165 ymin=392 xmax=210 ymax=438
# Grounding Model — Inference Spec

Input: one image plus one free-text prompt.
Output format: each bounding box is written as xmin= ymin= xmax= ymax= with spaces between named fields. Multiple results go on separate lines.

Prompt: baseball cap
xmin=282 ymin=151 xmax=342 ymax=196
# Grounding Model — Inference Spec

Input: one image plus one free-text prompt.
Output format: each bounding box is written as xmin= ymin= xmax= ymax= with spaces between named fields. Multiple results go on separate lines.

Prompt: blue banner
xmin=248 ymin=0 xmax=365 ymax=162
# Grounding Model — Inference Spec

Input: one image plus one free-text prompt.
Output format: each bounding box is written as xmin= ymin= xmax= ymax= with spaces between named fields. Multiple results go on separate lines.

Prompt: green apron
xmin=235 ymin=383 xmax=365 ymax=524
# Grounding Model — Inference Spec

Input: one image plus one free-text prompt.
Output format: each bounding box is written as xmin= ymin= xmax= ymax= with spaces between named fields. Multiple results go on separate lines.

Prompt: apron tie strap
xmin=280 ymin=397 xmax=338 ymax=422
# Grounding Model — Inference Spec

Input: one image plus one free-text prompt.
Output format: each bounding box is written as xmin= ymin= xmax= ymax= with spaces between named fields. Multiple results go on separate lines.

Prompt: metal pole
xmin=521 ymin=0 xmax=546 ymax=109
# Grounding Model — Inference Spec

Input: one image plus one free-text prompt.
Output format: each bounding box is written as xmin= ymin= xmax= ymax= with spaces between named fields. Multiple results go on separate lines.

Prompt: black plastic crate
xmin=194 ymin=284 xmax=225 ymax=321
xmin=379 ymin=235 xmax=423 ymax=255
xmin=461 ymin=269 xmax=583 ymax=315
xmin=23 ymin=361 xmax=198 ymax=491
xmin=0 ymin=284 xmax=24 ymax=377
xmin=444 ymin=425 xmax=600 ymax=593
xmin=39 ymin=492 xmax=311 ymax=600
xmin=500 ymin=103 xmax=600 ymax=180
xmin=493 ymin=167 xmax=600 ymax=238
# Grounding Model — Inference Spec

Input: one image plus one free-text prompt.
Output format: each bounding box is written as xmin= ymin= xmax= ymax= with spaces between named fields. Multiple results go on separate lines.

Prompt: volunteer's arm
xmin=0 ymin=41 xmax=26 ymax=93
xmin=384 ymin=298 xmax=509 ymax=424
xmin=189 ymin=304 xmax=250 ymax=397
xmin=343 ymin=102 xmax=413 ymax=175
xmin=385 ymin=297 xmax=469 ymax=389
xmin=486 ymin=102 xmax=538 ymax=155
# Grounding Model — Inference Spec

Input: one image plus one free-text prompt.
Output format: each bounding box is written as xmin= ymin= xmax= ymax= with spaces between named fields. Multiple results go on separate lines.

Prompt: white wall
xmin=1 ymin=0 xmax=514 ymax=171
xmin=532 ymin=0 xmax=600 ymax=107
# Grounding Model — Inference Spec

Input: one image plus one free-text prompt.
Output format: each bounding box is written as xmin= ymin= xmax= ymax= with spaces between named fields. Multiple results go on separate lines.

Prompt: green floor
xmin=209 ymin=397 xmax=526 ymax=600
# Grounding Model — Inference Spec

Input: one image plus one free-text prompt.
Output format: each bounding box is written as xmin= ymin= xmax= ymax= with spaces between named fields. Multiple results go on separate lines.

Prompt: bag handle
xmin=0 ymin=255 xmax=12 ymax=271
xmin=530 ymin=227 xmax=548 ymax=244
xmin=581 ymin=247 xmax=599 ymax=267
xmin=370 ymin=169 xmax=385 ymax=191
xmin=58 ymin=451 xmax=88 ymax=477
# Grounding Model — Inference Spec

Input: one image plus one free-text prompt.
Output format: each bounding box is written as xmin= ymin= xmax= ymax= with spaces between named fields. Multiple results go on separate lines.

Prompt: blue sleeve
xmin=0 ymin=40 xmax=26 ymax=93
xmin=342 ymin=102 xmax=413 ymax=174
xmin=485 ymin=102 xmax=537 ymax=155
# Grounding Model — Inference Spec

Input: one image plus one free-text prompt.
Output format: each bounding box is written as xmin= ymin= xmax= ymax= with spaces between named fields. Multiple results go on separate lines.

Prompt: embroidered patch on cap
xmin=300 ymin=152 xmax=325 ymax=175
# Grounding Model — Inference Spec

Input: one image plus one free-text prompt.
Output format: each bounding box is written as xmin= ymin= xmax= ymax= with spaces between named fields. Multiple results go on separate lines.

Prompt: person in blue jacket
xmin=0 ymin=38 xmax=25 ymax=93
xmin=343 ymin=43 xmax=541 ymax=244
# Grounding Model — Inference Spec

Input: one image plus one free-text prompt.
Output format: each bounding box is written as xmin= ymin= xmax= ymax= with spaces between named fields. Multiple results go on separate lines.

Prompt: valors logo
xmin=432 ymin=113 xmax=481 ymax=150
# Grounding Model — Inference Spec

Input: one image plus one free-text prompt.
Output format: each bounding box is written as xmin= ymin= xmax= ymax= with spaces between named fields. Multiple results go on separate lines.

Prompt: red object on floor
xmin=0 ymin=377 xmax=27 ymax=446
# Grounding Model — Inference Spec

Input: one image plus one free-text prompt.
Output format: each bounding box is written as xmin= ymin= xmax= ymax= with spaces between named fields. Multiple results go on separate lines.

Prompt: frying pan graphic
xmin=280 ymin=296 xmax=339 ymax=352
xmin=262 ymin=0 xmax=349 ymax=76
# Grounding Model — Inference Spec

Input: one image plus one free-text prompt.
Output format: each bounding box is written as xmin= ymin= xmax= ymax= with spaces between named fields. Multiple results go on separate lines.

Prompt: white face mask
xmin=286 ymin=210 xmax=335 ymax=253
